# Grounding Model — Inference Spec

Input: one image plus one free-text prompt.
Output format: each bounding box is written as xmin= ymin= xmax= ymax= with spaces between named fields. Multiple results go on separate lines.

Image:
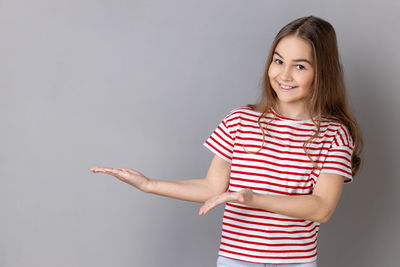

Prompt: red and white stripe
xmin=203 ymin=106 xmax=354 ymax=264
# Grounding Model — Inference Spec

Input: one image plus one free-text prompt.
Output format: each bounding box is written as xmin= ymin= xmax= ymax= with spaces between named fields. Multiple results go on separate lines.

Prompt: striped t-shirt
xmin=203 ymin=106 xmax=354 ymax=264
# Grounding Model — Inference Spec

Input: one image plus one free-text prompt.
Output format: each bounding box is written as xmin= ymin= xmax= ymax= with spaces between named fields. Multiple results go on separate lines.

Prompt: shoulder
xmin=224 ymin=106 xmax=259 ymax=121
xmin=220 ymin=106 xmax=261 ymax=133
xmin=322 ymin=118 xmax=354 ymax=148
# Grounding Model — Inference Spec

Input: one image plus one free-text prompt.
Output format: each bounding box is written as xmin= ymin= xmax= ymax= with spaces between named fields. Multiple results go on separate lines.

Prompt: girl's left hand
xmin=198 ymin=189 xmax=253 ymax=216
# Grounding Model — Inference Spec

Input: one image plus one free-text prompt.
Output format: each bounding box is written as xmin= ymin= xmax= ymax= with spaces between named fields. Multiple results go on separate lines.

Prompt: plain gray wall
xmin=1 ymin=0 xmax=399 ymax=266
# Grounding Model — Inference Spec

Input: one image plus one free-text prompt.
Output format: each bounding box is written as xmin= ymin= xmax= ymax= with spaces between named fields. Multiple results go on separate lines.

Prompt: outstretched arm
xmin=199 ymin=172 xmax=344 ymax=223
xmin=91 ymin=155 xmax=231 ymax=203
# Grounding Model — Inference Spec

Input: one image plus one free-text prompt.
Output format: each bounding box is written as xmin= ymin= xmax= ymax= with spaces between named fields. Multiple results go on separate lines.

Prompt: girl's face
xmin=268 ymin=35 xmax=315 ymax=109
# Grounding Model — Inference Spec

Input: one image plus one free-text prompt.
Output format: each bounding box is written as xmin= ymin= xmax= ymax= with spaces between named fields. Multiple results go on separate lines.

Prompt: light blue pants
xmin=217 ymin=256 xmax=318 ymax=267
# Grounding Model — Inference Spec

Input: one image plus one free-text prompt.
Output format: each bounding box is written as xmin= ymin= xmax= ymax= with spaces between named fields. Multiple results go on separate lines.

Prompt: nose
xmin=280 ymin=66 xmax=293 ymax=82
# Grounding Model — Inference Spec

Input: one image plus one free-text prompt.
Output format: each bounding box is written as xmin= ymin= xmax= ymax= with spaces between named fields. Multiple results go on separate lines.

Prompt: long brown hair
xmin=247 ymin=15 xmax=363 ymax=176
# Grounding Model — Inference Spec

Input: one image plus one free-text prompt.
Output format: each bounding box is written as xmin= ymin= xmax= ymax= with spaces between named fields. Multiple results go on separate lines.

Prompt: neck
xmin=274 ymin=103 xmax=313 ymax=120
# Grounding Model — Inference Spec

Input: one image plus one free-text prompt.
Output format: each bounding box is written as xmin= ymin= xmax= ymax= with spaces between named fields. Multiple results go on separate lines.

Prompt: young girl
xmin=91 ymin=15 xmax=363 ymax=267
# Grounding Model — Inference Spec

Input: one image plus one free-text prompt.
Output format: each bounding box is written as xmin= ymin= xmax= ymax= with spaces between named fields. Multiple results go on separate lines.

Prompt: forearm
xmin=243 ymin=192 xmax=328 ymax=223
xmin=145 ymin=178 xmax=218 ymax=203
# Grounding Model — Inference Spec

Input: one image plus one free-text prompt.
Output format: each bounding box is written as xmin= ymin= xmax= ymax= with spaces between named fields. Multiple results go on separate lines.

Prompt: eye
xmin=296 ymin=64 xmax=306 ymax=70
xmin=274 ymin=59 xmax=283 ymax=65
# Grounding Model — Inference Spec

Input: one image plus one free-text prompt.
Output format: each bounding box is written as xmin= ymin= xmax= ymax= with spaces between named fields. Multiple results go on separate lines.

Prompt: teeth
xmin=279 ymin=82 xmax=295 ymax=89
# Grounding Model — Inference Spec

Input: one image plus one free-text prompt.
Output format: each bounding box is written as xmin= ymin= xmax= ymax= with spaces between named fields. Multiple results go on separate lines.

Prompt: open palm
xmin=90 ymin=166 xmax=149 ymax=191
xmin=198 ymin=189 xmax=253 ymax=216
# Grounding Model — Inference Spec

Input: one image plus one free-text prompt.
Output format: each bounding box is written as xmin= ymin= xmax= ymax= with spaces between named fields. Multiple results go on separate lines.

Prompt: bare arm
xmin=91 ymin=155 xmax=231 ymax=203
xmin=199 ymin=172 xmax=344 ymax=223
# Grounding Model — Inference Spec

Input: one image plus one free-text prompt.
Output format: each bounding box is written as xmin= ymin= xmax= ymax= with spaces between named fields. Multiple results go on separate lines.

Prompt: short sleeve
xmin=203 ymin=111 xmax=237 ymax=163
xmin=320 ymin=125 xmax=354 ymax=183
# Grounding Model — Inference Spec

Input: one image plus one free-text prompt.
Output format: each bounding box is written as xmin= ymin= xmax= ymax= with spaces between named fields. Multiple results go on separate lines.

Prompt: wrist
xmin=238 ymin=189 xmax=254 ymax=204
xmin=140 ymin=177 xmax=153 ymax=193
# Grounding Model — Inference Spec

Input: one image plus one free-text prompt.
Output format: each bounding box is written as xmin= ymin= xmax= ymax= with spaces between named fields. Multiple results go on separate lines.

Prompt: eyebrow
xmin=274 ymin=51 xmax=312 ymax=65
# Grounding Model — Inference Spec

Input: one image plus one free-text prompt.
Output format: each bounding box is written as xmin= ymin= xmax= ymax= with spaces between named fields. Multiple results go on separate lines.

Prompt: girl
xmin=91 ymin=15 xmax=363 ymax=267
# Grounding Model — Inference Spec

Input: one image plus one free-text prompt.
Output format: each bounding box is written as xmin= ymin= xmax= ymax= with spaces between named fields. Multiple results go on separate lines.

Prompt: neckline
xmin=246 ymin=107 xmax=318 ymax=124
xmin=270 ymin=107 xmax=316 ymax=123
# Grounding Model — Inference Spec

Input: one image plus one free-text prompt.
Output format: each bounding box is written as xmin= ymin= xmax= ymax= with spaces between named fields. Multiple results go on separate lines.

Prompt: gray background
xmin=1 ymin=0 xmax=399 ymax=266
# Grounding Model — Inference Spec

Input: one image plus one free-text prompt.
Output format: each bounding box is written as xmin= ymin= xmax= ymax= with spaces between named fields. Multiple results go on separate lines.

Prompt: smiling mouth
xmin=278 ymin=82 xmax=298 ymax=90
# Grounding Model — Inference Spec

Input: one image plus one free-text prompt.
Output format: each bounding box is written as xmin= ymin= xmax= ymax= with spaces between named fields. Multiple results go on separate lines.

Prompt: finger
xmin=91 ymin=168 xmax=103 ymax=173
xmin=198 ymin=205 xmax=208 ymax=216
xmin=104 ymin=168 xmax=123 ymax=175
xmin=93 ymin=167 xmax=121 ymax=176
xmin=199 ymin=202 xmax=217 ymax=216
xmin=198 ymin=201 xmax=209 ymax=215
xmin=198 ymin=198 xmax=220 ymax=216
xmin=91 ymin=166 xmax=112 ymax=169
xmin=200 ymin=192 xmax=233 ymax=216
xmin=91 ymin=167 xmax=113 ymax=173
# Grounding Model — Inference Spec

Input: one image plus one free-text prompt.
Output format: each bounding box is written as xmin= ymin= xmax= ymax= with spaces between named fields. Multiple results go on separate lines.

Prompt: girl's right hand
xmin=90 ymin=166 xmax=150 ymax=192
